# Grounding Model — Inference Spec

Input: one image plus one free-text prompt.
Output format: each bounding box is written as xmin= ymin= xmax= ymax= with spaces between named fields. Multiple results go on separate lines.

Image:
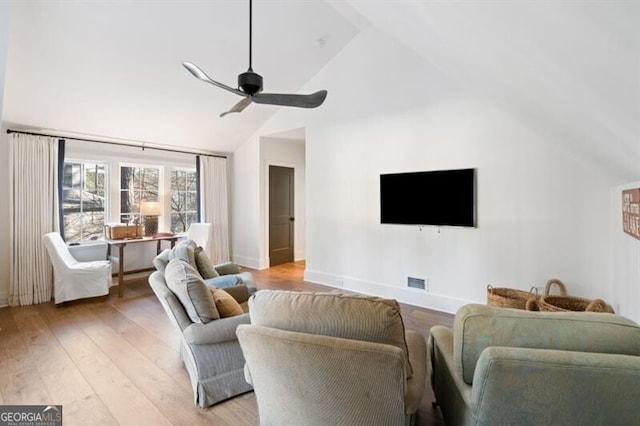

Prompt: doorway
xmin=269 ymin=165 xmax=295 ymax=266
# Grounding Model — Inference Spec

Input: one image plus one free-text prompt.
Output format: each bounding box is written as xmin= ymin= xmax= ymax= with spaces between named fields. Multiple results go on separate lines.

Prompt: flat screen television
xmin=380 ymin=168 xmax=476 ymax=227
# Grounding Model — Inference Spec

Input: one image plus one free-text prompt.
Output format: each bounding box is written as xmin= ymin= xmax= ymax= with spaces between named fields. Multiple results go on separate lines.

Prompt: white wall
xmin=611 ymin=182 xmax=640 ymax=323
xmin=234 ymin=26 xmax=628 ymax=316
xmin=0 ymin=3 xmax=11 ymax=306
xmin=261 ymin=137 xmax=306 ymax=264
xmin=232 ymin=135 xmax=262 ymax=268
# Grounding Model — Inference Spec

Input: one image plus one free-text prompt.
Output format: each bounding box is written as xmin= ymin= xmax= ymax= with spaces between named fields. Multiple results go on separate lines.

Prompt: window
xmin=120 ymin=165 xmax=160 ymax=223
xmin=62 ymin=161 xmax=107 ymax=243
xmin=170 ymin=168 xmax=197 ymax=233
xmin=61 ymin=154 xmax=199 ymax=238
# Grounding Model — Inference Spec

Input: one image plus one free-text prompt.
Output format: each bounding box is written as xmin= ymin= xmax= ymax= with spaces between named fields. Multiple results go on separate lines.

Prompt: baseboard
xmin=294 ymin=250 xmax=305 ymax=262
xmin=232 ymin=255 xmax=267 ymax=270
xmin=304 ymin=269 xmax=476 ymax=315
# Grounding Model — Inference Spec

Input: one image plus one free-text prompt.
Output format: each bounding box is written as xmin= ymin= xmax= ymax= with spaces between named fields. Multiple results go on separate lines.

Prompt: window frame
xmin=118 ymin=162 xmax=163 ymax=226
xmin=169 ymin=166 xmax=198 ymax=233
xmin=61 ymin=158 xmax=109 ymax=243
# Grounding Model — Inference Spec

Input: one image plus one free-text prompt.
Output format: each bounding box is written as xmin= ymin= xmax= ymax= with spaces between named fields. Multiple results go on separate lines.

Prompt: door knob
xmin=289 ymin=217 xmax=295 ymax=221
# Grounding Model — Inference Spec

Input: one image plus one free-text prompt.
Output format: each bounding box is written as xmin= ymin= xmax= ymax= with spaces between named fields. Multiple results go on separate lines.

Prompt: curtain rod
xmin=6 ymin=129 xmax=227 ymax=159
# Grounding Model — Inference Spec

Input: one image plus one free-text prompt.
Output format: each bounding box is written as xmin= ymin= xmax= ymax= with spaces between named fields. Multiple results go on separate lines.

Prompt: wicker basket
xmin=525 ymin=278 xmax=613 ymax=313
xmin=544 ymin=278 xmax=567 ymax=296
xmin=525 ymin=278 xmax=568 ymax=311
xmin=487 ymin=285 xmax=538 ymax=310
xmin=536 ymin=295 xmax=615 ymax=313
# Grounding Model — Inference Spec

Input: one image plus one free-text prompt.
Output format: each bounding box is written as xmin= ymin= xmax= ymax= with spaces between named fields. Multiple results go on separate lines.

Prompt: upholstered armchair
xmin=42 ymin=232 xmax=112 ymax=304
xmin=236 ymin=290 xmax=427 ymax=426
xmin=429 ymin=304 xmax=640 ymax=426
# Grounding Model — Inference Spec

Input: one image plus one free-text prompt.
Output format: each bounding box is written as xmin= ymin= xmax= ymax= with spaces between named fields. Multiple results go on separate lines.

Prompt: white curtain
xmin=200 ymin=156 xmax=230 ymax=264
xmin=9 ymin=133 xmax=59 ymax=306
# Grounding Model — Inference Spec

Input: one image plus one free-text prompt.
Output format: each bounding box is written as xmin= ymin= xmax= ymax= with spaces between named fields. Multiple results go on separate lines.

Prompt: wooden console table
xmin=104 ymin=234 xmax=179 ymax=297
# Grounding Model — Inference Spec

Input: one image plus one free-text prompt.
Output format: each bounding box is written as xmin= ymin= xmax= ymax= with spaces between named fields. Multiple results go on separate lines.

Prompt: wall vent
xmin=407 ymin=277 xmax=426 ymax=290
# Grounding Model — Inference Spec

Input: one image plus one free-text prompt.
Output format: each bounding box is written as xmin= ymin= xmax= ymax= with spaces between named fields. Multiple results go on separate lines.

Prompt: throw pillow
xmin=194 ymin=246 xmax=219 ymax=279
xmin=165 ymin=258 xmax=219 ymax=324
xmin=168 ymin=239 xmax=198 ymax=270
xmin=210 ymin=287 xmax=244 ymax=317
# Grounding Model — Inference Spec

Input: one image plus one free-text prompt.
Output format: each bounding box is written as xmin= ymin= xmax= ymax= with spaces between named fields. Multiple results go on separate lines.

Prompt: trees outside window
xmin=170 ymin=168 xmax=197 ymax=233
xmin=62 ymin=162 xmax=197 ymax=239
xmin=120 ymin=166 xmax=160 ymax=224
xmin=62 ymin=161 xmax=107 ymax=243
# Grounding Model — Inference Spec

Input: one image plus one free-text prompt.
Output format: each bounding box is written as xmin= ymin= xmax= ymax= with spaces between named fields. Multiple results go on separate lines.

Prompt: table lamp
xmin=140 ymin=201 xmax=161 ymax=236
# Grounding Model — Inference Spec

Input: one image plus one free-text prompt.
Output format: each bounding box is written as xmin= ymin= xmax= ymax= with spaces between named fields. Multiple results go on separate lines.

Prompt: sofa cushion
xmin=194 ymin=246 xmax=219 ymax=279
xmin=210 ymin=287 xmax=245 ymax=318
xmin=249 ymin=290 xmax=413 ymax=377
xmin=454 ymin=303 xmax=640 ymax=384
xmin=165 ymin=258 xmax=219 ymax=324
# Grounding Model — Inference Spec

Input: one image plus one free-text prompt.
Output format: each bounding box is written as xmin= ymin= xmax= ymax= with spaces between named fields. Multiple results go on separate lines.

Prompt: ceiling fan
xmin=183 ymin=0 xmax=328 ymax=118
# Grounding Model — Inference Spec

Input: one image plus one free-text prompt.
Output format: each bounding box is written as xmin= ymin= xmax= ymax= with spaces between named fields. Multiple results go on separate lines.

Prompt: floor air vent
xmin=407 ymin=277 xmax=425 ymax=290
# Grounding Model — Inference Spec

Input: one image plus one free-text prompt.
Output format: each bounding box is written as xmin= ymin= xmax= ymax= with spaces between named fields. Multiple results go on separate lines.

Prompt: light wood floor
xmin=0 ymin=261 xmax=453 ymax=425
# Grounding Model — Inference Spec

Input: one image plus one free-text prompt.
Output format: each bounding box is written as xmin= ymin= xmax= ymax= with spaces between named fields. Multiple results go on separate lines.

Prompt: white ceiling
xmin=344 ymin=0 xmax=639 ymax=179
xmin=2 ymin=0 xmax=638 ymax=177
xmin=3 ymin=0 xmax=360 ymax=153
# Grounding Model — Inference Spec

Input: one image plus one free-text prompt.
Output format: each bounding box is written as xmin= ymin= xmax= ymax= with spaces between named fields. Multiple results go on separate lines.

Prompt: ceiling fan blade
xmin=220 ymin=97 xmax=253 ymax=118
xmin=182 ymin=61 xmax=245 ymax=96
xmin=252 ymin=90 xmax=328 ymax=108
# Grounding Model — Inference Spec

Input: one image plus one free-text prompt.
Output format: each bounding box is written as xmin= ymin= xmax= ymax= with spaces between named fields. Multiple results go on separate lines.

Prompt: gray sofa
xmin=428 ymin=303 xmax=640 ymax=426
xmin=153 ymin=238 xmax=257 ymax=294
xmin=149 ymin=269 xmax=253 ymax=407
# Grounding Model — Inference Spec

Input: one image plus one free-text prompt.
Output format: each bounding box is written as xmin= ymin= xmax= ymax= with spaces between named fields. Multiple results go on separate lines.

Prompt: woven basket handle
xmin=545 ymin=279 xmax=567 ymax=296
xmin=487 ymin=284 xmax=494 ymax=294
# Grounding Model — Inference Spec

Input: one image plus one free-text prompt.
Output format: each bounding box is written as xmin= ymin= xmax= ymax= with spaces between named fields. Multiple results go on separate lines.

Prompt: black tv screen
xmin=380 ymin=168 xmax=476 ymax=227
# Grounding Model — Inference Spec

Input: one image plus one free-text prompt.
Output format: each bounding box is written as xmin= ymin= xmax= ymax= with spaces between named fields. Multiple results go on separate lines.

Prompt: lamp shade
xmin=140 ymin=201 xmax=161 ymax=216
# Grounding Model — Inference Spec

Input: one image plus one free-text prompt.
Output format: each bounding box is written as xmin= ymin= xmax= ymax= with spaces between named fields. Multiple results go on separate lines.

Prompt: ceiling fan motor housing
xmin=238 ymin=70 xmax=263 ymax=95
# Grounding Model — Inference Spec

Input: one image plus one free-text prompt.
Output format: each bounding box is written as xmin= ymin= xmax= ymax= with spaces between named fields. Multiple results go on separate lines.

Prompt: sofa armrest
xmin=429 ymin=325 xmax=475 ymax=426
xmin=183 ymin=313 xmax=251 ymax=345
xmin=222 ymin=285 xmax=250 ymax=304
xmin=472 ymin=347 xmax=640 ymax=426
xmin=236 ymin=271 xmax=256 ymax=289
xmin=214 ymin=261 xmax=242 ymax=275
xmin=404 ymin=330 xmax=427 ymax=414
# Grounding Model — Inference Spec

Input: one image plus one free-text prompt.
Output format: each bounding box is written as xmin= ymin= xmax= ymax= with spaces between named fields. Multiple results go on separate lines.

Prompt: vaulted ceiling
xmin=2 ymin=1 xmax=638 ymax=178
xmin=2 ymin=0 xmax=360 ymax=152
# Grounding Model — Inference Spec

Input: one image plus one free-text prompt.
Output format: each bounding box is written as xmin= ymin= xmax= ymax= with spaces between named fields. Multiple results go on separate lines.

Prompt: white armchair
xmin=42 ymin=232 xmax=112 ymax=304
xmin=187 ymin=222 xmax=213 ymax=261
